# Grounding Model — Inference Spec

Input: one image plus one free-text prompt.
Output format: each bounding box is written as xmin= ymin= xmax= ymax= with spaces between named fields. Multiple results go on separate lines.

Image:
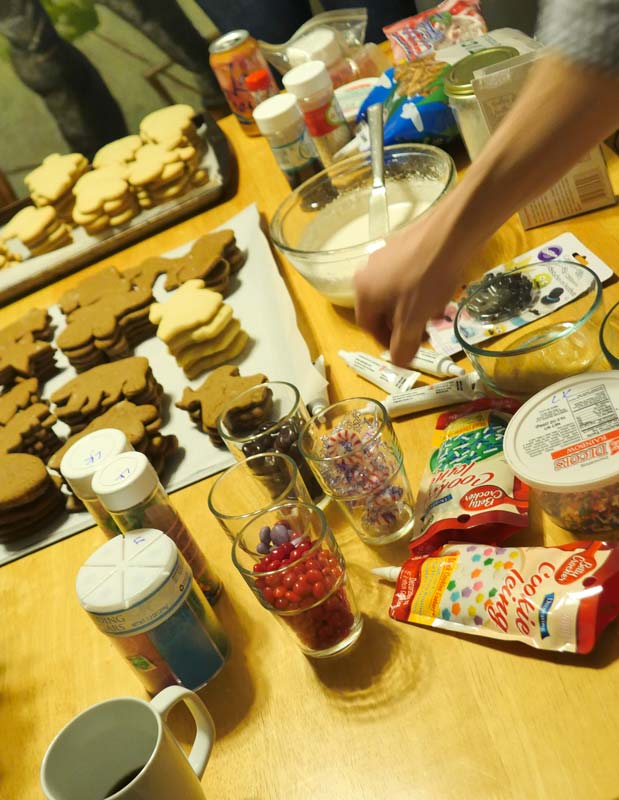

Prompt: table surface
xmin=3 ymin=116 xmax=619 ymax=800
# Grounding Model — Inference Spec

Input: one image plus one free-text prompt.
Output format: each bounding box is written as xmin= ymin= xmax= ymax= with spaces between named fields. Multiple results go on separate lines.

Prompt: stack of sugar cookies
xmin=127 ymin=142 xmax=206 ymax=209
xmin=150 ymin=279 xmax=248 ymax=379
xmin=72 ymin=167 xmax=140 ymax=235
xmin=0 ymin=241 xmax=20 ymax=270
xmin=0 ymin=453 xmax=65 ymax=543
xmin=140 ymin=104 xmax=202 ymax=151
xmin=92 ymin=135 xmax=143 ymax=171
xmin=0 ymin=205 xmax=72 ymax=257
xmin=24 ymin=152 xmax=88 ymax=222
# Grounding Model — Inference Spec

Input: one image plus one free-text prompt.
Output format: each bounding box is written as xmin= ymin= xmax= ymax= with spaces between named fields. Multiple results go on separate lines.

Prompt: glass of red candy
xmin=299 ymin=398 xmax=415 ymax=545
xmin=231 ymin=502 xmax=363 ymax=657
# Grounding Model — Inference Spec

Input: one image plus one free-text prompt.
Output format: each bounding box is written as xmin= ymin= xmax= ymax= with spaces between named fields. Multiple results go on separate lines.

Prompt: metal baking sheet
xmin=0 ymin=115 xmax=233 ymax=305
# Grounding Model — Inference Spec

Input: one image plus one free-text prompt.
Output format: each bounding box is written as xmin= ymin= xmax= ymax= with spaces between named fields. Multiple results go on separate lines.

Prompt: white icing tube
xmin=380 ymin=347 xmax=465 ymax=378
xmin=306 ymin=355 xmax=330 ymax=415
xmin=339 ymin=350 xmax=420 ymax=393
xmin=384 ymin=372 xmax=483 ymax=418
xmin=372 ymin=566 xmax=401 ymax=582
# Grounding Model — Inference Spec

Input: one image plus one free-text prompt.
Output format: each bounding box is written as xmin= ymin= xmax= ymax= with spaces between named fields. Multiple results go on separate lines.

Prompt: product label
xmin=272 ymin=130 xmax=318 ymax=174
xmin=303 ymin=98 xmax=347 ymax=137
xmin=520 ymin=381 xmax=619 ymax=478
xmin=88 ymin=556 xmax=193 ymax=636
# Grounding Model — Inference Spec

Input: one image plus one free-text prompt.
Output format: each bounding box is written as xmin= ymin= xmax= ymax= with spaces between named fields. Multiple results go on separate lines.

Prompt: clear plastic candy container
xmin=504 ymin=372 xmax=619 ymax=533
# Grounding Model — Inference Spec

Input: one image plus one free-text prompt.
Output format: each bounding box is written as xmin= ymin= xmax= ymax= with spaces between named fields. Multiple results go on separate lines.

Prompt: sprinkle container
xmin=76 ymin=529 xmax=230 ymax=694
xmin=232 ymin=502 xmax=363 ymax=658
xmin=60 ymin=428 xmax=133 ymax=538
xmin=504 ymin=372 xmax=619 ymax=533
xmin=299 ymin=398 xmax=415 ymax=545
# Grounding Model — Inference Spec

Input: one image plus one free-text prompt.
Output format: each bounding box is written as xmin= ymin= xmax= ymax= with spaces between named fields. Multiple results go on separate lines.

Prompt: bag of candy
xmin=389 ymin=540 xmax=619 ymax=653
xmin=409 ymin=398 xmax=529 ymax=556
xmin=384 ymin=0 xmax=486 ymax=63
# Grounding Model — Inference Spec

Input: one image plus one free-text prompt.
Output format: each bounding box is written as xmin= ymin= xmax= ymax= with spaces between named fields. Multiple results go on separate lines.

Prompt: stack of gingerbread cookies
xmin=0 ymin=380 xmax=61 ymax=461
xmin=56 ymin=267 xmax=154 ymax=371
xmin=0 ymin=308 xmax=57 ymax=389
xmin=0 ymin=453 xmax=65 ymax=543
xmin=150 ymin=279 xmax=248 ymax=379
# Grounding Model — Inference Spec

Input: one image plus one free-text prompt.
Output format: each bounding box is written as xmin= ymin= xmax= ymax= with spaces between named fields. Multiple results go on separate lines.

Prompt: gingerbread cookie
xmin=49 ymin=401 xmax=177 ymax=500
xmin=0 ymin=453 xmax=65 ymax=543
xmin=0 ymin=205 xmax=73 ymax=257
xmin=57 ymin=266 xmax=154 ymax=371
xmin=0 ymin=379 xmax=40 ymax=425
xmin=51 ymin=356 xmax=164 ymax=433
xmin=125 ymin=230 xmax=244 ymax=295
xmin=0 ymin=310 xmax=56 ymax=389
xmin=176 ymin=365 xmax=269 ymax=446
xmin=0 ymin=402 xmax=61 ymax=461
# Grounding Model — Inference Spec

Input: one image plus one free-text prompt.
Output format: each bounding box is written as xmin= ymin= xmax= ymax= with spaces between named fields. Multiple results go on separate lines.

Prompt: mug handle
xmin=150 ymin=686 xmax=215 ymax=778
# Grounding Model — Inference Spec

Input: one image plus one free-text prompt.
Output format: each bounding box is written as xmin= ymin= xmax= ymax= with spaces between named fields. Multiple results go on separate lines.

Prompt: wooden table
xmin=3 ymin=117 xmax=619 ymax=800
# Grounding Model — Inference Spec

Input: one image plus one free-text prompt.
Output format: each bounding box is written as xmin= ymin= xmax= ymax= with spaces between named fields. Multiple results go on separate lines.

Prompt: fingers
xmin=353 ymin=269 xmax=392 ymax=349
xmin=389 ymin=292 xmax=424 ymax=366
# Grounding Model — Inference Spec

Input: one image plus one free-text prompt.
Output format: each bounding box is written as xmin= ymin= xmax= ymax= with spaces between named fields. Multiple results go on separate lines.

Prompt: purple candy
xmin=474 ymin=616 xmax=483 ymax=625
xmin=461 ymin=587 xmax=472 ymax=598
xmin=256 ymin=542 xmax=270 ymax=555
xmin=271 ymin=523 xmax=290 ymax=545
xmin=259 ymin=525 xmax=271 ymax=545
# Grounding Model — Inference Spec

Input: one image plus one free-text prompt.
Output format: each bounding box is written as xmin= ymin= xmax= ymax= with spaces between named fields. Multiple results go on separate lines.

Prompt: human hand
xmin=354 ymin=203 xmax=471 ymax=366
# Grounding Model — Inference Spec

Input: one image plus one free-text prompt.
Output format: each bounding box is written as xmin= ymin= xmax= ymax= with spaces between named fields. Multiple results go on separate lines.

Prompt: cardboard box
xmin=472 ymin=52 xmax=615 ymax=229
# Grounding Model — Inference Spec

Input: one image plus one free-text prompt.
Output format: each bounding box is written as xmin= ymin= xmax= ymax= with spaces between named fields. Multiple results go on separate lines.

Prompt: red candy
xmin=254 ymin=529 xmax=354 ymax=651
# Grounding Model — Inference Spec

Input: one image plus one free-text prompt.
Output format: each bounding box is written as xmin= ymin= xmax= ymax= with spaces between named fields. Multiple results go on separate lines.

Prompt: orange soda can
xmin=209 ymin=29 xmax=278 ymax=136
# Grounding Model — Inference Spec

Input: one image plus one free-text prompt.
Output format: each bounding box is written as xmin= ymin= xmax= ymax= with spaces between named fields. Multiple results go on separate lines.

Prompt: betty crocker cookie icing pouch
xmin=389 ymin=541 xmax=619 ymax=653
xmin=409 ymin=397 xmax=529 ymax=556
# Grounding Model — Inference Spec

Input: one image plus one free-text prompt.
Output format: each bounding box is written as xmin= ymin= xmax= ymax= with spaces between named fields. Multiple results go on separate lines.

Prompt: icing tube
xmin=307 ymin=355 xmax=330 ymax=415
xmin=372 ymin=566 xmax=401 ymax=582
xmin=380 ymin=347 xmax=465 ymax=379
xmin=384 ymin=372 xmax=483 ymax=417
xmin=339 ymin=350 xmax=420 ymax=393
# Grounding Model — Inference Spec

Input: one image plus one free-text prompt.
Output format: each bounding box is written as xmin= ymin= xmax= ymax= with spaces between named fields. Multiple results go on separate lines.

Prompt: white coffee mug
xmin=41 ymin=686 xmax=215 ymax=800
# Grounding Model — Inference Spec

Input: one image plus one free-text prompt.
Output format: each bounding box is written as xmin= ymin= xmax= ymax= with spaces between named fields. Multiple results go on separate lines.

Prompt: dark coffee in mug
xmin=104 ymin=767 xmax=145 ymax=797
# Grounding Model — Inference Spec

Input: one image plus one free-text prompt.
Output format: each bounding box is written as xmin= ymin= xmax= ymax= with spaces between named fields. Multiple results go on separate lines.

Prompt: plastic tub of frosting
xmin=504 ymin=372 xmax=619 ymax=533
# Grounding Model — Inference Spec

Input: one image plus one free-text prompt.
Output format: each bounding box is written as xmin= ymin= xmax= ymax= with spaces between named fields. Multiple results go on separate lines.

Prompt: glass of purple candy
xmin=217 ymin=381 xmax=323 ymax=502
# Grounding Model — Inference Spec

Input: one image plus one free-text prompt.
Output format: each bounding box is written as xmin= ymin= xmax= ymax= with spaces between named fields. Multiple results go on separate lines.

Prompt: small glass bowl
xmin=270 ymin=144 xmax=456 ymax=307
xmin=600 ymin=299 xmax=619 ymax=368
xmin=455 ymin=261 xmax=606 ymax=398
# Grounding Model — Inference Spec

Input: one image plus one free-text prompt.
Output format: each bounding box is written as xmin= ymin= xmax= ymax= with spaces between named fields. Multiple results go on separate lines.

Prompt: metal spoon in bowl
xmin=367 ymin=103 xmax=390 ymax=241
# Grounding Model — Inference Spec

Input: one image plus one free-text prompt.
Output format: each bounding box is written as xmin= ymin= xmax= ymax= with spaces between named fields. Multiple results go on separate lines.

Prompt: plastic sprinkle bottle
xmin=92 ymin=451 xmax=222 ymax=604
xmin=60 ymin=428 xmax=132 ymax=538
xmin=283 ymin=60 xmax=352 ymax=167
xmin=76 ymin=529 xmax=229 ymax=694
xmin=253 ymin=93 xmax=321 ymax=188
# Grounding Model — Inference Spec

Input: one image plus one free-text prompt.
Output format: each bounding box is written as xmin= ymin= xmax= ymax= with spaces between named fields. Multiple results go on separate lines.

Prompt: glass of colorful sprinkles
xmin=299 ymin=398 xmax=415 ymax=545
xmin=232 ymin=502 xmax=363 ymax=657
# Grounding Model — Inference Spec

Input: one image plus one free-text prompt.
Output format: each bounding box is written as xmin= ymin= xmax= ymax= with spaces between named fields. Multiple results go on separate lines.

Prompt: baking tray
xmin=0 ymin=113 xmax=234 ymax=305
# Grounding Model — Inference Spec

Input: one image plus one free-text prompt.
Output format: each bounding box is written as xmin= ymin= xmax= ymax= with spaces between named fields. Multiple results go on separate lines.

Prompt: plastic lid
xmin=287 ymin=28 xmax=341 ymax=68
xmin=503 ymin=372 xmax=619 ymax=493
xmin=253 ymin=93 xmax=302 ymax=134
xmin=91 ymin=451 xmax=159 ymax=512
xmin=283 ymin=61 xmax=332 ymax=99
xmin=444 ymin=46 xmax=519 ymax=97
xmin=76 ymin=528 xmax=176 ymax=613
xmin=60 ymin=429 xmax=132 ymax=498
xmin=209 ymin=29 xmax=249 ymax=55
xmin=246 ymin=68 xmax=271 ymax=92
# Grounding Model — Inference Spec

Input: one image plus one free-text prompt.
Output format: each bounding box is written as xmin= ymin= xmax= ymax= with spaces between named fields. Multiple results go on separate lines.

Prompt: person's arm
xmin=354 ymin=52 xmax=619 ymax=365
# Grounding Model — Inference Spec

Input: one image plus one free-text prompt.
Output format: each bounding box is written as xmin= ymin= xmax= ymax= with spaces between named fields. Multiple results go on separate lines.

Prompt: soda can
xmin=209 ymin=29 xmax=278 ymax=135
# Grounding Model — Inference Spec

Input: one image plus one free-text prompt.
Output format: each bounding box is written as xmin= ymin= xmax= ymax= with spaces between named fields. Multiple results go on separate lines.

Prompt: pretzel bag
xmin=390 ymin=541 xmax=619 ymax=653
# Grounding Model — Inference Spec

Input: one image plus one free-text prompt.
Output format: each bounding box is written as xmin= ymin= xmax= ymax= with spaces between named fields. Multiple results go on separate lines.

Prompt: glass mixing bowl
xmin=454 ymin=261 xmax=607 ymax=398
xmin=600 ymin=299 xmax=619 ymax=368
xmin=269 ymin=144 xmax=456 ymax=307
